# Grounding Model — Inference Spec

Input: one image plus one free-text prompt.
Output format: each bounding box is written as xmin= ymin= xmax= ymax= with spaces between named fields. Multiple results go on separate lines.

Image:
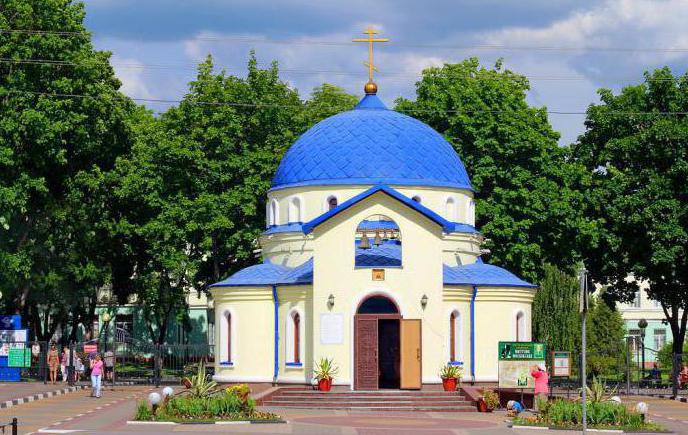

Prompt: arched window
xmin=355 ymin=215 xmax=401 ymax=267
xmin=286 ymin=310 xmax=302 ymax=364
xmin=288 ymin=197 xmax=302 ymax=223
xmin=446 ymin=197 xmax=457 ymax=221
xmin=516 ymin=311 xmax=526 ymax=342
xmin=449 ymin=310 xmax=461 ymax=362
xmin=327 ymin=195 xmax=338 ymax=211
xmin=269 ymin=199 xmax=278 ymax=226
xmin=220 ymin=311 xmax=232 ymax=363
xmin=412 ymin=195 xmax=422 ymax=203
xmin=467 ymin=199 xmax=475 ymax=226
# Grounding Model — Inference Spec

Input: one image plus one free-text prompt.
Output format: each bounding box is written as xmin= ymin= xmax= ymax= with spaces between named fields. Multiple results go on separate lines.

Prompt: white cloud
xmin=111 ymin=57 xmax=155 ymax=100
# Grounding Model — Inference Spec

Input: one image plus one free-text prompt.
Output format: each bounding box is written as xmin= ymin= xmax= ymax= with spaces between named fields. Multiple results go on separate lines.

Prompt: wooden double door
xmin=354 ymin=315 xmax=422 ymax=390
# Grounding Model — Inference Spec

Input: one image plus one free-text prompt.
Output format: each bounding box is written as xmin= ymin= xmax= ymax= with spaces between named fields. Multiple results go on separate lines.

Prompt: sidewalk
xmin=0 ymin=382 xmax=88 ymax=407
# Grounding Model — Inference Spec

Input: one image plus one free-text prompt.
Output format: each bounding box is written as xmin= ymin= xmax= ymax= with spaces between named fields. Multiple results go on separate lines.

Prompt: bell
xmin=373 ymin=231 xmax=382 ymax=246
xmin=359 ymin=232 xmax=371 ymax=249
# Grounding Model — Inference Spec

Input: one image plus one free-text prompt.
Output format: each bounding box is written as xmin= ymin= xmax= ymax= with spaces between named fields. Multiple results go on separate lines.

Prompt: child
xmin=75 ymin=355 xmax=85 ymax=381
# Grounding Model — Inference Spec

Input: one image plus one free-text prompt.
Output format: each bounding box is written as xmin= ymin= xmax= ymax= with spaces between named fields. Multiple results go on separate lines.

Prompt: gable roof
xmin=301 ymin=184 xmax=455 ymax=234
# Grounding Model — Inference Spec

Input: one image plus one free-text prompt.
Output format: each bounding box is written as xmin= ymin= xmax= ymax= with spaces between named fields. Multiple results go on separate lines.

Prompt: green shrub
xmin=135 ymin=401 xmax=153 ymax=421
xmin=543 ymin=399 xmax=646 ymax=428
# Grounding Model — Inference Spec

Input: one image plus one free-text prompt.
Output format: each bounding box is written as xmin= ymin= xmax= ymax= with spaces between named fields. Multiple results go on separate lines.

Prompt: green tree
xmin=0 ymin=0 xmax=136 ymax=339
xmin=301 ymin=83 xmax=358 ymax=126
xmin=573 ymin=66 xmax=688 ymax=389
xmin=396 ymin=59 xmax=594 ymax=282
xmin=586 ymin=295 xmax=627 ymax=378
xmin=532 ymin=264 xmax=580 ymax=353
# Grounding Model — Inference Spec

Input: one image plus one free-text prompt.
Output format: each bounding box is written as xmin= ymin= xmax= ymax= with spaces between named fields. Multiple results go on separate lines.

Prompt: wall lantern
xmin=421 ymin=294 xmax=428 ymax=309
xmin=328 ymin=294 xmax=335 ymax=308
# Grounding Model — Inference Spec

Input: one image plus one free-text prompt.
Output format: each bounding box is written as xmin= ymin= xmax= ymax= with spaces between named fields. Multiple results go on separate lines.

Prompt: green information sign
xmin=498 ymin=342 xmax=546 ymax=360
xmin=8 ymin=347 xmax=31 ymax=368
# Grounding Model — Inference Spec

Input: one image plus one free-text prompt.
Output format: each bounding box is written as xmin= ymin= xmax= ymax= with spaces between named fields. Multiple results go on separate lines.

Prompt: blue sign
xmin=0 ymin=315 xmax=21 ymax=330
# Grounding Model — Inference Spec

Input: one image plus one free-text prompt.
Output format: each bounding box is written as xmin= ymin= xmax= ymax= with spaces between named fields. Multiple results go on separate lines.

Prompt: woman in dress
xmin=47 ymin=343 xmax=60 ymax=384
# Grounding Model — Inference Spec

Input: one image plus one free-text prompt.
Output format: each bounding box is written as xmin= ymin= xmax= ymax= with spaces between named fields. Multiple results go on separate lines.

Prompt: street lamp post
xmin=638 ymin=319 xmax=648 ymax=380
xmin=101 ymin=312 xmax=112 ymax=353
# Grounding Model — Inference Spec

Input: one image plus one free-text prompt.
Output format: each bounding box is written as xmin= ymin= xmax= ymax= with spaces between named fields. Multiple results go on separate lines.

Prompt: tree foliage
xmin=532 ymin=264 xmax=580 ymax=353
xmin=0 ymin=0 xmax=136 ymax=340
xmin=396 ymin=58 xmax=594 ymax=282
xmin=573 ymin=66 xmax=688 ymax=383
xmin=586 ymin=295 xmax=627 ymax=377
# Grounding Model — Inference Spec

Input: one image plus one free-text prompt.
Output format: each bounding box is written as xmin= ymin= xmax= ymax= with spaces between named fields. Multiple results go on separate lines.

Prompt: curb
xmin=0 ymin=385 xmax=87 ymax=410
xmin=642 ymin=393 xmax=688 ymax=403
xmin=126 ymin=420 xmax=287 ymax=425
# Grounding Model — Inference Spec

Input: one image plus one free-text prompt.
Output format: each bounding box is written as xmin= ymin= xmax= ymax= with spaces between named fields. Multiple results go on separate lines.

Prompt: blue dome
xmin=271 ymin=94 xmax=473 ymax=191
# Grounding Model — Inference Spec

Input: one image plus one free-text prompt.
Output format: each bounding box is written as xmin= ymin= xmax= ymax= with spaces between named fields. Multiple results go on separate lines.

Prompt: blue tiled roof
xmin=210 ymin=262 xmax=290 ymax=287
xmin=263 ymin=223 xmax=304 ymax=234
xmin=271 ymin=94 xmax=473 ymax=191
xmin=443 ymin=263 xmax=536 ymax=288
xmin=210 ymin=257 xmax=534 ymax=288
xmin=355 ymin=240 xmax=402 ymax=267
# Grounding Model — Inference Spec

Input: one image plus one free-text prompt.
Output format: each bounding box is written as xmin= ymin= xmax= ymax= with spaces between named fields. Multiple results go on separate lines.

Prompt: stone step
xmin=269 ymin=396 xmax=472 ymax=404
xmin=265 ymin=400 xmax=472 ymax=406
xmin=278 ymin=389 xmax=465 ymax=395
xmin=273 ymin=393 xmax=468 ymax=399
xmin=262 ymin=403 xmax=476 ymax=411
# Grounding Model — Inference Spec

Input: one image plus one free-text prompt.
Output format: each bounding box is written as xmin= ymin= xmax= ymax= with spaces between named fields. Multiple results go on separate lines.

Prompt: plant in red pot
xmin=479 ymin=389 xmax=499 ymax=412
xmin=314 ymin=357 xmax=338 ymax=392
xmin=439 ymin=364 xmax=462 ymax=391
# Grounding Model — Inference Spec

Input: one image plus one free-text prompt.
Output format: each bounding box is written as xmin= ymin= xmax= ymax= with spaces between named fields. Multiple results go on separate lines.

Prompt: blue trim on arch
xmin=470 ymin=285 xmax=478 ymax=382
xmin=302 ymin=185 xmax=454 ymax=234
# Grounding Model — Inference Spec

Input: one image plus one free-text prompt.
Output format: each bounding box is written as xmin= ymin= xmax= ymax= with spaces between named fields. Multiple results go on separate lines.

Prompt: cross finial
xmin=353 ymin=26 xmax=389 ymax=94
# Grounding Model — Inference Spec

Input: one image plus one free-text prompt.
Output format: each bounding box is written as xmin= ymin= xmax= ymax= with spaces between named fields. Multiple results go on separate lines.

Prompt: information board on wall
xmin=498 ymin=341 xmax=546 ymax=389
xmin=320 ymin=313 xmax=344 ymax=345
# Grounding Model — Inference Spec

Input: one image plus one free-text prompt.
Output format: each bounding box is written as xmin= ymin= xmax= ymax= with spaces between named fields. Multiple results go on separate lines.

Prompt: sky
xmin=82 ymin=0 xmax=688 ymax=145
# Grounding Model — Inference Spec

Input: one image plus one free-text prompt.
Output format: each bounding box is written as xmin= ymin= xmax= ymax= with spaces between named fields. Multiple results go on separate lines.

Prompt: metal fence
xmin=547 ymin=348 xmax=688 ymax=399
xmin=5 ymin=339 xmax=213 ymax=386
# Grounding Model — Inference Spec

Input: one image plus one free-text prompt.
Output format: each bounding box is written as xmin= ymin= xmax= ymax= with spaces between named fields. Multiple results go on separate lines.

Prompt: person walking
xmin=530 ymin=363 xmax=549 ymax=411
xmin=90 ymin=354 xmax=103 ymax=398
xmin=103 ymin=349 xmax=114 ymax=382
xmin=61 ymin=346 xmax=71 ymax=383
xmin=47 ymin=343 xmax=60 ymax=384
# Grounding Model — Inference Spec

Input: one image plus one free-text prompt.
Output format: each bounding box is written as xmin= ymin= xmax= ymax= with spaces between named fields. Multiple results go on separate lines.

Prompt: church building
xmin=210 ymin=31 xmax=536 ymax=389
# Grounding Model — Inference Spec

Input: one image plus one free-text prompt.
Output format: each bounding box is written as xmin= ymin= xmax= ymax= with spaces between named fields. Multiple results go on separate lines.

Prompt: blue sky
xmin=83 ymin=0 xmax=688 ymax=144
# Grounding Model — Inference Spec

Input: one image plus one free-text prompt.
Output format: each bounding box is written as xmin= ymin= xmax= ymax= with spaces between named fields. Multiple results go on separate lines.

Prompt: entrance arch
xmin=354 ymin=294 xmax=402 ymax=390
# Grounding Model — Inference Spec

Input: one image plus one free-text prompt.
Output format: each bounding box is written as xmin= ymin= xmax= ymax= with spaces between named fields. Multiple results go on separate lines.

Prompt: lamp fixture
xmin=328 ymin=294 xmax=335 ymax=308
xmin=421 ymin=294 xmax=428 ymax=309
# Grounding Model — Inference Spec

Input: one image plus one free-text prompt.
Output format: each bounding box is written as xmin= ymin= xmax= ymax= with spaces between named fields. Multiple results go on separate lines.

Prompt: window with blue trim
xmin=286 ymin=310 xmax=302 ymax=366
xmin=450 ymin=310 xmax=461 ymax=363
xmin=220 ymin=311 xmax=233 ymax=365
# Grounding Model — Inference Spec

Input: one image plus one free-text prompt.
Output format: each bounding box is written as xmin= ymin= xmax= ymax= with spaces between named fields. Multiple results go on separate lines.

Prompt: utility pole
xmin=580 ymin=267 xmax=589 ymax=435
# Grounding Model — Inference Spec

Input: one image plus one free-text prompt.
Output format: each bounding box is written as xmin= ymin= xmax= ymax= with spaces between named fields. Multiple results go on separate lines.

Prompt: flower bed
xmin=135 ymin=388 xmax=281 ymax=423
xmin=512 ymin=399 xmax=667 ymax=432
xmin=134 ymin=362 xmax=281 ymax=423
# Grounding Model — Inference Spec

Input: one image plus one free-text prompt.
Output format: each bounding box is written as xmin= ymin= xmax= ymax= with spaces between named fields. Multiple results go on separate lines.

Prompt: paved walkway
xmin=0 ymin=382 xmax=78 ymax=403
xmin=0 ymin=387 xmax=686 ymax=434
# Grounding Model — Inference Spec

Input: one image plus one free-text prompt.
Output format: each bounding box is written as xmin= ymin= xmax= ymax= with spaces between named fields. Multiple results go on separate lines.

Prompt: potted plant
xmin=478 ymin=388 xmax=499 ymax=412
xmin=439 ymin=364 xmax=462 ymax=391
xmin=313 ymin=357 xmax=338 ymax=392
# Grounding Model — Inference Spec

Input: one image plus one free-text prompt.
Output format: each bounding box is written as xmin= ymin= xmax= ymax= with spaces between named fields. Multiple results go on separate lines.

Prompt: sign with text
xmin=498 ymin=342 xmax=546 ymax=389
xmin=84 ymin=344 xmax=98 ymax=354
xmin=8 ymin=348 xmax=31 ymax=367
xmin=320 ymin=313 xmax=343 ymax=345
xmin=552 ymin=351 xmax=571 ymax=377
xmin=498 ymin=342 xmax=546 ymax=360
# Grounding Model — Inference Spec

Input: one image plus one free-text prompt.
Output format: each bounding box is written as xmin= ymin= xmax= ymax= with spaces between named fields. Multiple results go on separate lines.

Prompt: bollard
xmin=11 ymin=417 xmax=17 ymax=435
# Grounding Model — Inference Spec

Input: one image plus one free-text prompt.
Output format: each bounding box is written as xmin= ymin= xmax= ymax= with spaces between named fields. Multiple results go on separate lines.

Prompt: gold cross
xmin=353 ymin=26 xmax=389 ymax=84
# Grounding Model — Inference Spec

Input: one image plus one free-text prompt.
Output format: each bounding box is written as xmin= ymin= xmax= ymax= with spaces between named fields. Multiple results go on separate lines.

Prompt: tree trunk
xmin=665 ymin=304 xmax=688 ymax=398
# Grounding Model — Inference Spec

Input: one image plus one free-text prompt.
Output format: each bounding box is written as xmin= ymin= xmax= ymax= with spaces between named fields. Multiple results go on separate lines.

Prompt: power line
xmin=4 ymin=89 xmax=688 ymax=117
xmin=0 ymin=57 xmax=682 ymax=83
xmin=3 ymin=28 xmax=688 ymax=53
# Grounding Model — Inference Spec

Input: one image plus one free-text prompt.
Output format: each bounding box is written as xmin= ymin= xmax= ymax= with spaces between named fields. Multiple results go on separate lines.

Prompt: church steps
xmin=260 ymin=388 xmax=476 ymax=411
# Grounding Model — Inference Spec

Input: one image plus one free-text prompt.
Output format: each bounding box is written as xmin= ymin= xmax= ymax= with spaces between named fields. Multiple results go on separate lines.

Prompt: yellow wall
xmin=210 ymin=286 xmax=275 ymax=383
xmin=311 ymin=191 xmax=446 ymax=385
xmin=277 ymin=285 xmax=313 ymax=384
